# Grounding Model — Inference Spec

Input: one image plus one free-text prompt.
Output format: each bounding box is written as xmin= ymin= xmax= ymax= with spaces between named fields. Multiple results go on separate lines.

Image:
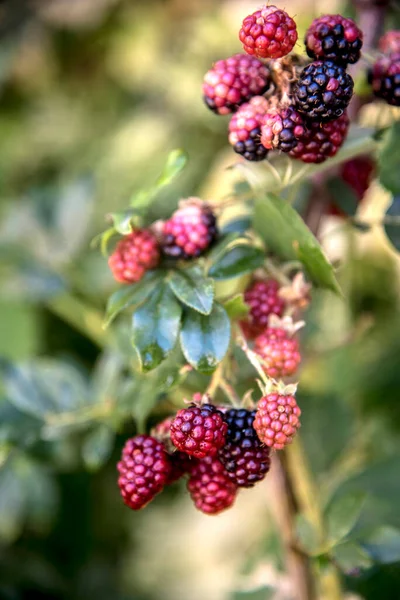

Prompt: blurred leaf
xmin=379 ymin=122 xmax=400 ymax=196
xmin=109 ymin=209 xmax=137 ymax=235
xmin=104 ymin=271 xmax=161 ymax=327
xmin=207 ymin=233 xmax=243 ymax=264
xmin=0 ymin=359 xmax=90 ymax=421
xmin=332 ymin=541 xmax=372 ymax=573
xmin=326 ymin=491 xmax=366 ymax=546
xmin=208 ymin=243 xmax=264 ymax=280
xmin=384 ymin=195 xmax=400 ymax=251
xmin=82 ymin=425 xmax=114 ymax=471
xmin=221 ymin=216 xmax=252 ymax=235
xmin=231 ymin=587 xmax=275 ymax=600
xmin=223 ymin=294 xmax=249 ymax=319
xmin=295 ymin=514 xmax=321 ymax=555
xmin=55 ymin=177 xmax=94 ymax=258
xmin=179 ymin=303 xmax=230 ymax=374
xmin=361 ymin=527 xmax=400 ymax=564
xmin=0 ymin=399 xmax=41 ymax=447
xmin=168 ymin=266 xmax=214 ymax=315
xmin=326 ymin=177 xmax=359 ymax=217
xmin=253 ymin=194 xmax=341 ymax=293
xmin=132 ymin=283 xmax=182 ymax=372
xmin=91 ymin=351 xmax=125 ymax=402
xmin=3 ymin=261 xmax=65 ymax=301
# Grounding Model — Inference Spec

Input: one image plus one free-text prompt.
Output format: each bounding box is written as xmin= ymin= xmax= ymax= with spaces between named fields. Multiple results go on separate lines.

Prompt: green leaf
xmin=384 ymin=196 xmax=400 ymax=252
xmin=132 ymin=283 xmax=182 ymax=371
xmin=254 ymin=194 xmax=341 ymax=294
xmin=231 ymin=588 xmax=275 ymax=600
xmin=168 ymin=266 xmax=215 ymax=315
xmin=82 ymin=425 xmax=114 ymax=471
xmin=109 ymin=209 xmax=136 ymax=235
xmin=361 ymin=526 xmax=400 ymax=564
xmin=332 ymin=541 xmax=372 ymax=573
xmin=179 ymin=303 xmax=231 ymax=374
xmin=379 ymin=121 xmax=400 ymax=196
xmin=208 ymin=243 xmax=265 ymax=280
xmin=325 ymin=491 xmax=366 ymax=546
xmin=156 ymin=148 xmax=188 ymax=188
xmin=295 ymin=514 xmax=321 ymax=555
xmin=326 ymin=177 xmax=359 ymax=217
xmin=221 ymin=216 xmax=252 ymax=235
xmin=223 ymin=294 xmax=249 ymax=319
xmin=104 ymin=272 xmax=160 ymax=327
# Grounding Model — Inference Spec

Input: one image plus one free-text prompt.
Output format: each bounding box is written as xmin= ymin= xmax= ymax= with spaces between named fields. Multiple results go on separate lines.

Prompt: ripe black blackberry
xmin=371 ymin=53 xmax=400 ymax=107
xmin=294 ymin=61 xmax=354 ymax=122
xmin=218 ymin=408 xmax=271 ymax=488
xmin=305 ymin=14 xmax=363 ymax=66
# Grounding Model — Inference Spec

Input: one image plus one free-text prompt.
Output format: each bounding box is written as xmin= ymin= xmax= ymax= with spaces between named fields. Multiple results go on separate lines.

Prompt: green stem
xmin=46 ymin=292 xmax=109 ymax=349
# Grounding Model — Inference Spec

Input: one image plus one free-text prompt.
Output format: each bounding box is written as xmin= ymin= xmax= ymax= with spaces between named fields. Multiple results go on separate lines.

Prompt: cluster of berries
xmin=118 ymin=392 xmax=300 ymax=515
xmin=370 ymin=31 xmax=400 ymax=106
xmin=108 ymin=198 xmax=218 ymax=283
xmin=203 ymin=5 xmax=363 ymax=163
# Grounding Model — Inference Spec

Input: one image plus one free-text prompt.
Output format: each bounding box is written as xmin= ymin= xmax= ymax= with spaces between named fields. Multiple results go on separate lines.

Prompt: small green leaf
xmin=254 ymin=194 xmax=341 ymax=294
xmin=82 ymin=425 xmax=114 ymax=471
xmin=156 ymin=148 xmax=188 ymax=188
xmin=179 ymin=303 xmax=231 ymax=374
xmin=208 ymin=243 xmax=265 ymax=280
xmin=223 ymin=294 xmax=249 ymax=319
xmin=325 ymin=491 xmax=366 ymax=546
xmin=295 ymin=514 xmax=321 ymax=555
xmin=132 ymin=283 xmax=182 ymax=372
xmin=104 ymin=272 xmax=160 ymax=327
xmin=221 ymin=216 xmax=252 ymax=235
xmin=168 ymin=266 xmax=215 ymax=315
xmin=384 ymin=196 xmax=400 ymax=251
xmin=361 ymin=526 xmax=400 ymax=564
xmin=109 ymin=209 xmax=137 ymax=234
xmin=332 ymin=541 xmax=372 ymax=573
xmin=90 ymin=227 xmax=116 ymax=257
xmin=379 ymin=121 xmax=400 ymax=196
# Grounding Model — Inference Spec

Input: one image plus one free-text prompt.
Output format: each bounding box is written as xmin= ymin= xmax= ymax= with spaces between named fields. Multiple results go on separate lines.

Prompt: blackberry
xmin=228 ymin=96 xmax=270 ymax=161
xmin=254 ymin=392 xmax=301 ymax=450
xmin=108 ymin=229 xmax=160 ymax=284
xmin=294 ymin=60 xmax=354 ymax=122
xmin=187 ymin=456 xmax=238 ymax=514
xmin=161 ymin=199 xmax=218 ymax=259
xmin=202 ymin=54 xmax=271 ymax=115
xmin=218 ymin=409 xmax=271 ymax=488
xmin=289 ymin=112 xmax=349 ymax=164
xmin=254 ymin=327 xmax=301 ymax=379
xmin=305 ymin=14 xmax=363 ymax=66
xmin=260 ymin=106 xmax=307 ymax=152
xmin=379 ymin=31 xmax=400 ymax=55
xmin=170 ymin=401 xmax=228 ymax=459
xmin=239 ymin=5 xmax=298 ymax=59
xmin=241 ymin=278 xmax=285 ymax=338
xmin=371 ymin=53 xmax=400 ymax=106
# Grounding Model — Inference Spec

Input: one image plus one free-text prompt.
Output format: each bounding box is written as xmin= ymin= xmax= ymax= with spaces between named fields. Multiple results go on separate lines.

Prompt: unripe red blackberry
xmin=241 ymin=279 xmax=285 ymax=339
xmin=187 ymin=456 xmax=238 ymax=514
xmin=228 ymin=96 xmax=270 ymax=161
xmin=170 ymin=401 xmax=228 ymax=459
xmin=254 ymin=392 xmax=301 ymax=450
xmin=260 ymin=106 xmax=307 ymax=153
xmin=166 ymin=451 xmax=194 ymax=484
xmin=305 ymin=14 xmax=363 ymax=66
xmin=294 ymin=61 xmax=354 ymax=122
xmin=161 ymin=199 xmax=218 ymax=259
xmin=108 ymin=229 xmax=160 ymax=284
xmin=379 ymin=31 xmax=400 ymax=55
xmin=254 ymin=327 xmax=301 ymax=379
xmin=202 ymin=54 xmax=271 ymax=116
xmin=218 ymin=409 xmax=271 ymax=488
xmin=371 ymin=53 xmax=400 ymax=106
xmin=289 ymin=112 xmax=349 ymax=164
xmin=239 ymin=5 xmax=298 ymax=59
xmin=117 ymin=435 xmax=171 ymax=510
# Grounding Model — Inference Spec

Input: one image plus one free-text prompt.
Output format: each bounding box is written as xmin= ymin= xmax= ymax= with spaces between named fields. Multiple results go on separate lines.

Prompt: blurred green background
xmin=1 ymin=1 xmax=400 ymax=599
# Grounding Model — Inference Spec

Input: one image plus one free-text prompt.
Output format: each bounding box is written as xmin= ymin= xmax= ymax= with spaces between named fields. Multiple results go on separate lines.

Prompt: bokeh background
xmin=1 ymin=1 xmax=400 ymax=599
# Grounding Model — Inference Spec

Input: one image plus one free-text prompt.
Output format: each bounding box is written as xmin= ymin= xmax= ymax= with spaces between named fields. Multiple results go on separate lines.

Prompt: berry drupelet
xmin=239 ymin=5 xmax=298 ymax=59
xmin=108 ymin=229 xmax=160 ymax=284
xmin=294 ymin=60 xmax=354 ymax=122
xmin=254 ymin=392 xmax=301 ymax=450
xmin=261 ymin=106 xmax=307 ymax=153
xmin=305 ymin=14 xmax=363 ymax=66
xmin=202 ymin=54 xmax=271 ymax=115
xmin=371 ymin=53 xmax=400 ymax=106
xmin=241 ymin=278 xmax=285 ymax=338
xmin=170 ymin=402 xmax=228 ymax=459
xmin=161 ymin=200 xmax=218 ymax=259
xmin=254 ymin=327 xmax=301 ymax=379
xmin=218 ymin=408 xmax=271 ymax=488
xmin=187 ymin=456 xmax=238 ymax=514
xmin=289 ymin=112 xmax=349 ymax=164
xmin=228 ymin=95 xmax=270 ymax=161
xmin=117 ymin=435 xmax=172 ymax=510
